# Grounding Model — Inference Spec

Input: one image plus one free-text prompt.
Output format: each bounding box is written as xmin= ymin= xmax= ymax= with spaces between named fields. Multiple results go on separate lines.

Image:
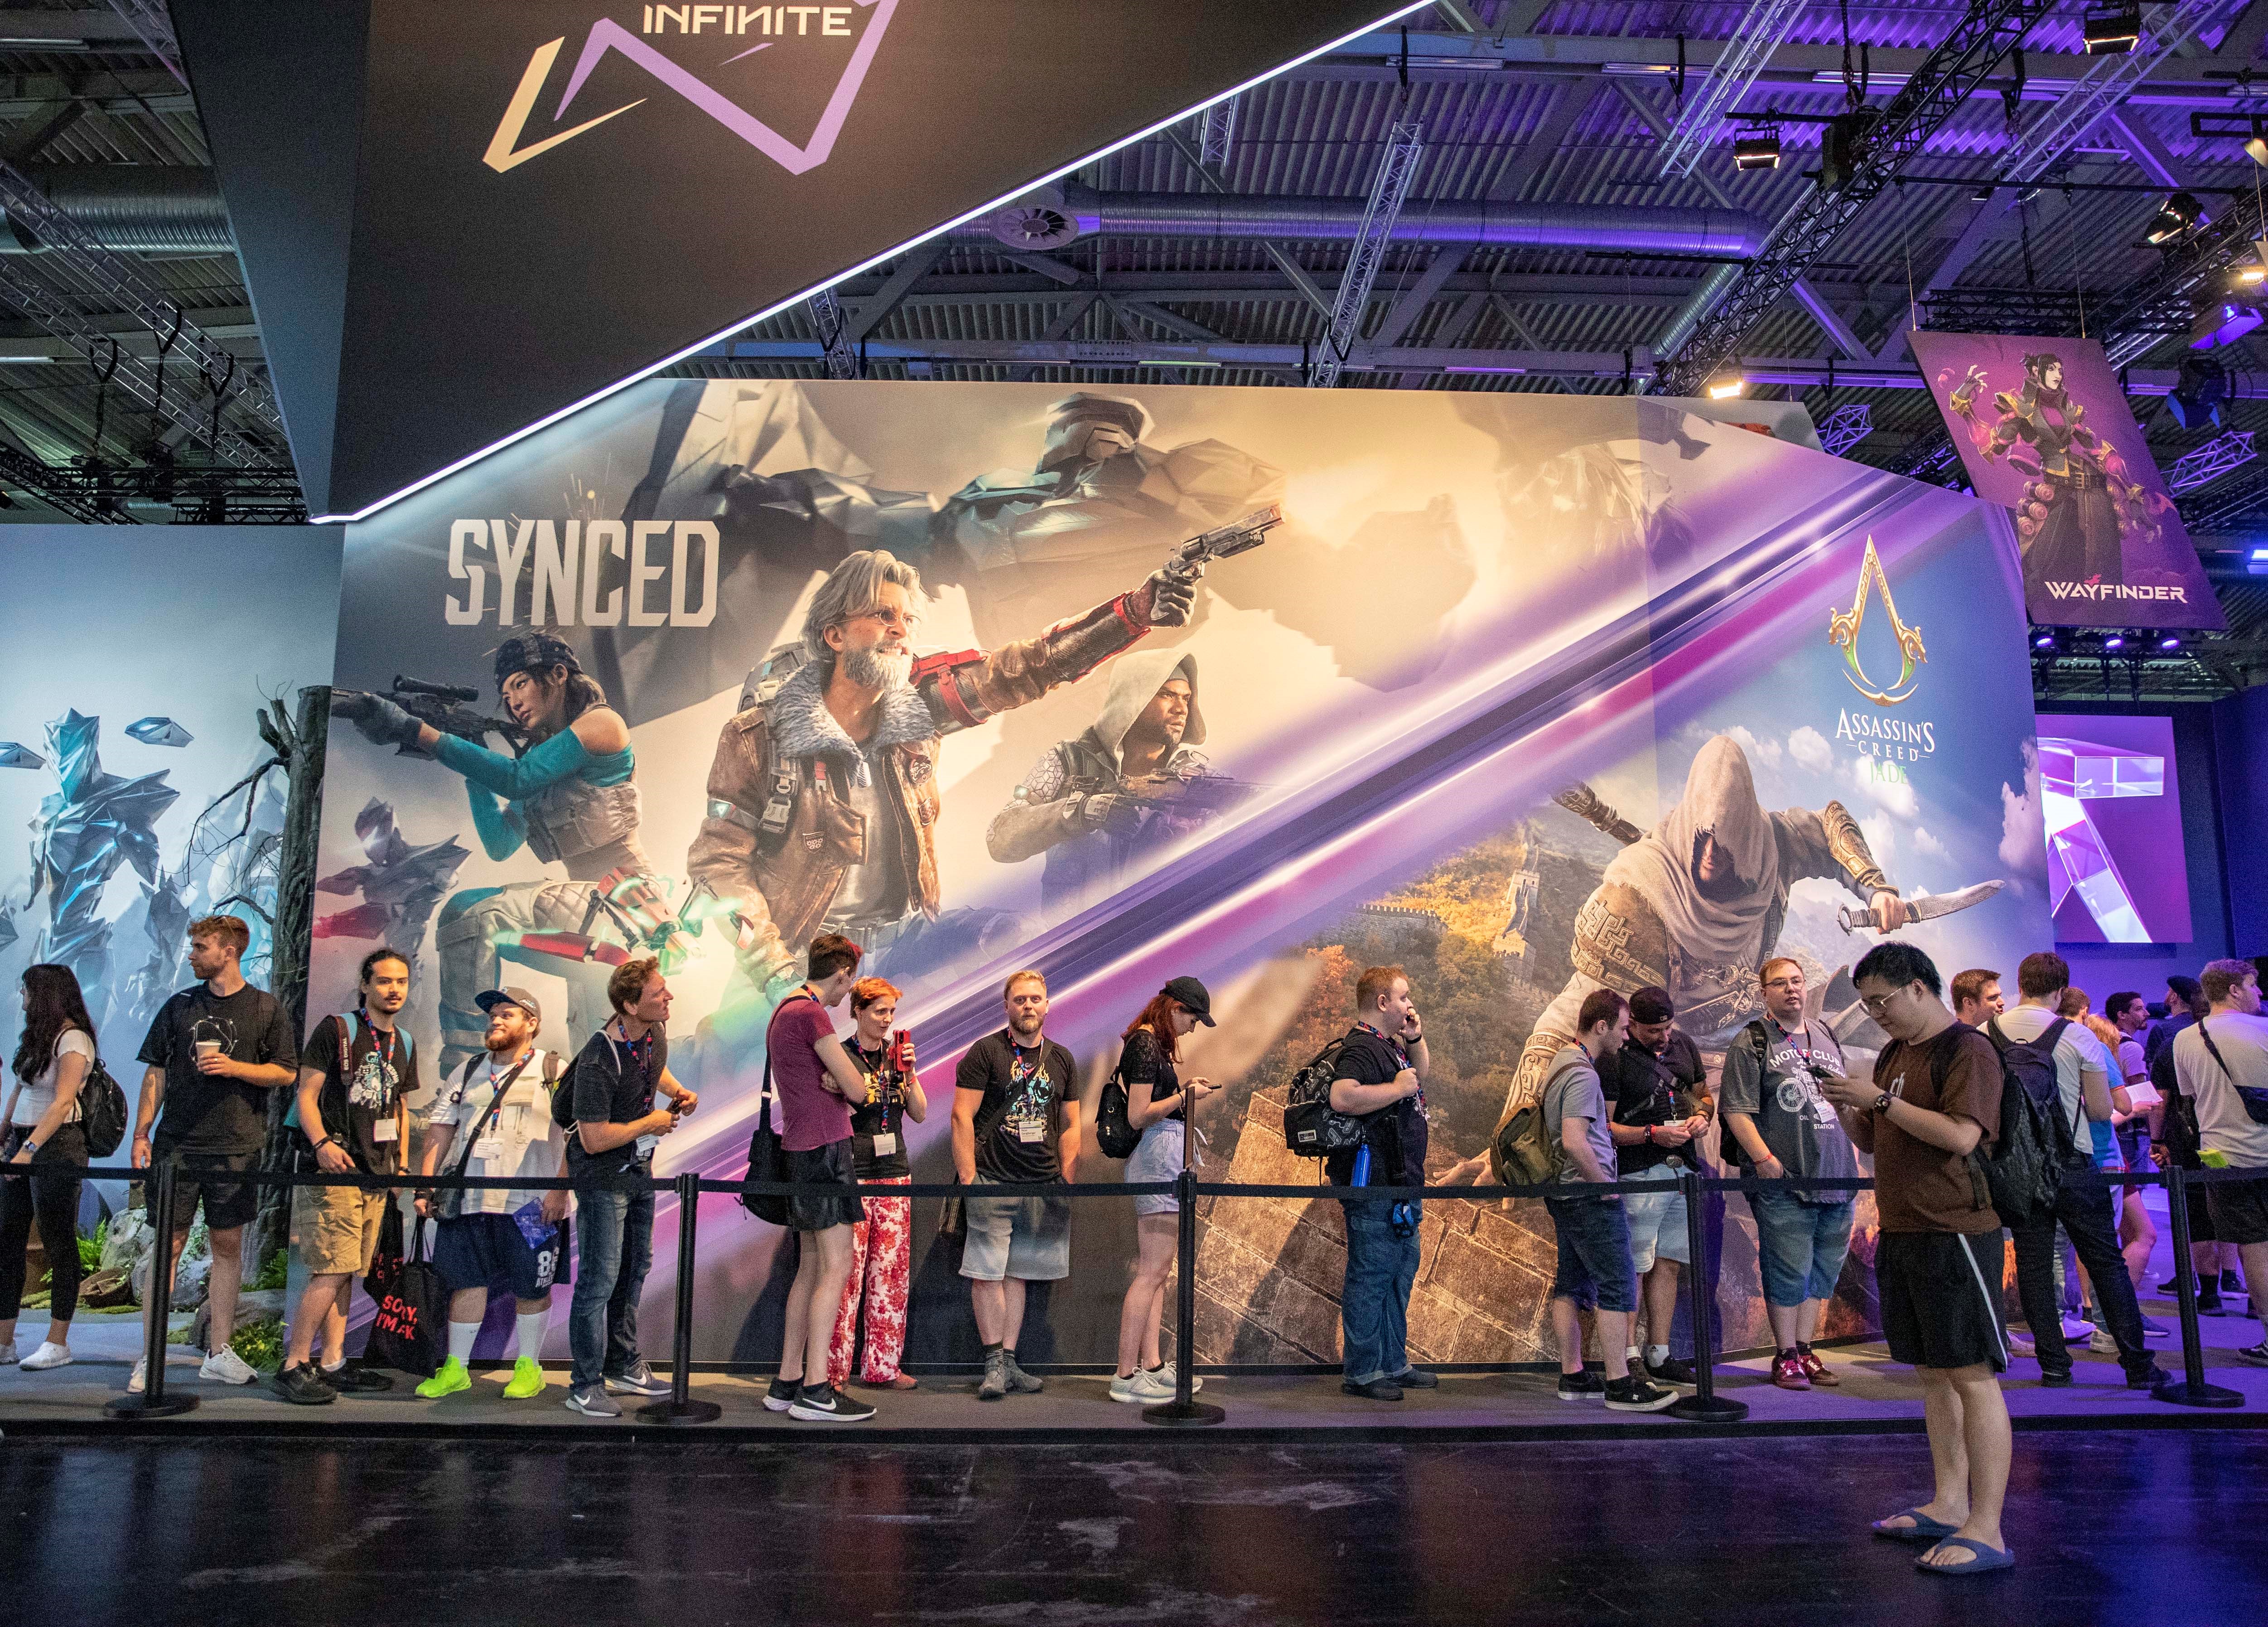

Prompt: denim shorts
xmin=958 ymin=1178 xmax=1071 ymax=1282
xmin=1620 ymin=1164 xmax=1690 ymax=1271
xmin=1750 ymin=1190 xmax=1856 ymax=1308
xmin=1545 ymin=1193 xmax=1638 ymax=1314
xmin=1123 ymin=1120 xmax=1184 ymax=1217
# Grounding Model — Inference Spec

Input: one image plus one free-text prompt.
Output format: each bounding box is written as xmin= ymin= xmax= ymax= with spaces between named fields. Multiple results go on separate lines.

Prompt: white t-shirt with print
xmin=1993 ymin=1005 xmax=2111 ymax=1144
xmin=11 ymin=1028 xmax=93 ymax=1125
xmin=426 ymin=1048 xmax=570 ymax=1217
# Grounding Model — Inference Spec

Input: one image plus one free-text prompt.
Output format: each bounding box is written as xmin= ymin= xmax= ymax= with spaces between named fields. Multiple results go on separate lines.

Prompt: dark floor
xmin=4 ymin=1430 xmax=2263 ymax=1625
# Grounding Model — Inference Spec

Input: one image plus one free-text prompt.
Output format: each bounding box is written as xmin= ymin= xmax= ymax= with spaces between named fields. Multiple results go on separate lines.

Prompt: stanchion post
xmin=1666 ymin=1165 xmax=1746 ymax=1423
xmin=106 ymin=1159 xmax=197 ymax=1419
xmin=1144 ymin=1155 xmax=1223 ymax=1427
xmin=2154 ymin=1166 xmax=2242 ymax=1408
xmin=637 ymin=1172 xmax=723 ymax=1424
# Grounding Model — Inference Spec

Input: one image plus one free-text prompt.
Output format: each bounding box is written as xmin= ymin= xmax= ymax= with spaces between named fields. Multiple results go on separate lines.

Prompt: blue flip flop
xmin=1916 ymin=1536 xmax=2015 ymax=1575
xmin=1871 ymin=1509 xmax=1959 ymax=1544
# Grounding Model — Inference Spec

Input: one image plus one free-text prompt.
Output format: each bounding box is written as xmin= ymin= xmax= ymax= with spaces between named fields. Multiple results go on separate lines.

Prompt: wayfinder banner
xmin=1909 ymin=330 xmax=2223 ymax=632
xmin=174 ymin=0 xmax=1421 ymax=520
xmin=312 ymin=379 xmax=2051 ymax=1365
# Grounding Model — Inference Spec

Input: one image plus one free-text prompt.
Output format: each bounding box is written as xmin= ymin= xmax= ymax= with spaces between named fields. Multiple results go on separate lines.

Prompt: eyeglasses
xmin=1762 ymin=977 xmax=1803 ymax=990
xmin=1858 ymin=987 xmax=1910 ymax=1016
xmin=849 ymin=606 xmax=922 ymax=635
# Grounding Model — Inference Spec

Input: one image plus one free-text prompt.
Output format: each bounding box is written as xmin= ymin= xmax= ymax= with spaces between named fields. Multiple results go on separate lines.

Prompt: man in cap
xmin=413 ymin=986 xmax=572 ymax=1402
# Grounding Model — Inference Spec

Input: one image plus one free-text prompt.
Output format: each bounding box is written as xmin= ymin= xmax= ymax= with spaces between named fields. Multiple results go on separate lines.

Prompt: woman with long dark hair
xmin=334 ymin=631 xmax=681 ymax=1076
xmin=1 ymin=963 xmax=96 ymax=1370
xmin=1110 ymin=977 xmax=1219 ymax=1403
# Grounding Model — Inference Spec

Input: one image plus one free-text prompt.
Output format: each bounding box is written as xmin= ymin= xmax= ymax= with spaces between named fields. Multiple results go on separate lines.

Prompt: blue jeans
xmin=1341 ymin=1201 xmax=1421 ymax=1385
xmin=1545 ymin=1193 xmax=1639 ymax=1313
xmin=569 ymin=1179 xmax=653 ymax=1390
xmin=1750 ymin=1191 xmax=1855 ymax=1309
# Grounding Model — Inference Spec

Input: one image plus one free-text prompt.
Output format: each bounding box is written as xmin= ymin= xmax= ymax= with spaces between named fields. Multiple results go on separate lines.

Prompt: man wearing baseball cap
xmin=414 ymin=986 xmax=571 ymax=1402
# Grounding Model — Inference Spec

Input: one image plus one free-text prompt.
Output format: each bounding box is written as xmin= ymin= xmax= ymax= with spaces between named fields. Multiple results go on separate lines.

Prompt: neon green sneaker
xmin=416 ymin=1357 xmax=472 ymax=1399
xmin=502 ymin=1356 xmax=546 ymax=1400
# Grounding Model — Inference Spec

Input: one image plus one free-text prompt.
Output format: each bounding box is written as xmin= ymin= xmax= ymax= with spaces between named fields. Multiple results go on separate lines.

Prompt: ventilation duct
xmin=0 ymin=166 xmax=233 ymax=255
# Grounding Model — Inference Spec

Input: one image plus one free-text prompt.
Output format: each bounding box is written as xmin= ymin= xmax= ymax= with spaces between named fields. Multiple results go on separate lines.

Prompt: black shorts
xmin=433 ymin=1211 xmax=569 ymax=1300
xmin=784 ymin=1139 xmax=863 ymax=1233
xmin=161 ymin=1149 xmax=260 ymax=1231
xmin=1877 ymin=1230 xmax=2010 ymax=1374
xmin=2182 ymin=1168 xmax=2219 ymax=1242
xmin=2205 ymin=1174 xmax=2268 ymax=1247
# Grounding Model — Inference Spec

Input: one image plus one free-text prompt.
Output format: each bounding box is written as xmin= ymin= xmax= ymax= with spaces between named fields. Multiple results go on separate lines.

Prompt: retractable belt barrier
xmin=8 ymin=1155 xmax=2258 ymax=1424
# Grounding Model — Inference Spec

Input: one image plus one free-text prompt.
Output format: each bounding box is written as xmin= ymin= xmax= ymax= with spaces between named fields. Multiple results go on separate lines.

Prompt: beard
xmin=485 ymin=1028 xmax=525 ymax=1054
xmin=1009 ymin=1010 xmax=1044 ymax=1038
xmin=843 ymin=645 xmax=913 ymax=692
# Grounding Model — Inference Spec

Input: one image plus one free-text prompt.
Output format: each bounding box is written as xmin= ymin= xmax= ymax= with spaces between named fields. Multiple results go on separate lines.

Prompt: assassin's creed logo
xmin=1827 ymin=536 xmax=1927 ymax=707
xmin=483 ymin=1 xmax=899 ymax=175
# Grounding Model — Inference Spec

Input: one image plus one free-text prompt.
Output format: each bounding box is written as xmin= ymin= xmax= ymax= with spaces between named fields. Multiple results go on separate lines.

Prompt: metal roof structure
xmin=4 ymin=0 xmax=2268 ymax=689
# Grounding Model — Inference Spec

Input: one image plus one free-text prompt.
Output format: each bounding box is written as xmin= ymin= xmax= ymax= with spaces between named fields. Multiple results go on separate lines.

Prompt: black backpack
xmin=1716 ymin=1020 xmax=1773 ymax=1168
xmin=1094 ymin=1056 xmax=1141 ymax=1161
xmin=1281 ymin=1037 xmax=1365 ymax=1158
xmin=76 ymin=1053 xmax=129 ymax=1159
xmin=1975 ymin=1017 xmax=2072 ymax=1224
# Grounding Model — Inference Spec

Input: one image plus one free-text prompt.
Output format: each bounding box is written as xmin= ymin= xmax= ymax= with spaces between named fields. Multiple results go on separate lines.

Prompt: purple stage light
xmin=2104 ymin=634 xmax=2126 ymax=650
xmin=2161 ymin=635 xmax=2181 ymax=649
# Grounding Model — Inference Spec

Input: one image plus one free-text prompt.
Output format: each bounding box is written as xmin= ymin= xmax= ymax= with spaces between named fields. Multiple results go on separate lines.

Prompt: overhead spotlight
xmin=2103 ymin=633 xmax=2127 ymax=651
xmin=2160 ymin=635 xmax=2183 ymax=651
xmin=2166 ymin=353 xmax=2228 ymax=428
xmin=2249 ymin=544 xmax=2268 ymax=575
xmin=2248 ymin=134 xmax=2268 ymax=169
xmin=2145 ymin=191 xmax=2205 ymax=245
xmin=2034 ymin=632 xmax=2058 ymax=649
xmin=1706 ymin=370 xmax=1747 ymax=400
xmin=1733 ymin=119 xmax=1781 ymax=171
xmin=2083 ymin=2 xmax=2142 ymax=54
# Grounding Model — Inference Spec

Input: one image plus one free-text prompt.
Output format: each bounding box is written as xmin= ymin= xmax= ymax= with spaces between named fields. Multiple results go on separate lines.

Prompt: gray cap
xmin=475 ymin=986 xmax=542 ymax=1026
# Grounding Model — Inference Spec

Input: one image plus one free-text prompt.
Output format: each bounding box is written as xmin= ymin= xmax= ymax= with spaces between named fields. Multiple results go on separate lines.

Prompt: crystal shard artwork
xmin=2039 ymin=734 xmax=2164 ymax=944
xmin=0 ymin=741 xmax=45 ymax=768
xmin=30 ymin=710 xmax=179 ymax=1020
xmin=125 ymin=716 xmax=195 ymax=747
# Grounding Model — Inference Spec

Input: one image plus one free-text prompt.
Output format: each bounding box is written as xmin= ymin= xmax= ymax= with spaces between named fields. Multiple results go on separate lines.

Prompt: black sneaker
xmin=762 ymin=1376 xmax=798 ymax=1413
xmin=1645 ymin=1354 xmax=1699 ymax=1385
xmin=2127 ymin=1364 xmax=2171 ymax=1390
xmin=1603 ymin=1376 xmax=1679 ymax=1412
xmin=2198 ymin=1288 xmax=2227 ymax=1316
xmin=2156 ymin=1277 xmax=2181 ymax=1295
xmin=270 ymin=1362 xmax=338 ymax=1406
xmin=1556 ymin=1369 xmax=1607 ymax=1402
xmin=321 ymin=1362 xmax=394 ymax=1394
xmin=2039 ymin=1367 xmax=2074 ymax=1387
xmin=1340 ymin=1377 xmax=1403 ymax=1400
xmin=1393 ymin=1367 xmax=1440 ymax=1389
xmin=2223 ymin=1270 xmax=2246 ymax=1295
xmin=788 ymin=1382 xmax=875 ymax=1422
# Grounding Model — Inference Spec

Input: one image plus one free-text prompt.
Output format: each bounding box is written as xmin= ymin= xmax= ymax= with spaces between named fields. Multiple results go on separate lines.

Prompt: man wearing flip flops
xmin=1821 ymin=942 xmax=2017 ymax=1578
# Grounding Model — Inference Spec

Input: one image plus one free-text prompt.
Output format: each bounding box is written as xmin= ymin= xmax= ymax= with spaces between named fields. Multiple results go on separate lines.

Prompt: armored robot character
xmin=27 ymin=710 xmax=178 ymax=1023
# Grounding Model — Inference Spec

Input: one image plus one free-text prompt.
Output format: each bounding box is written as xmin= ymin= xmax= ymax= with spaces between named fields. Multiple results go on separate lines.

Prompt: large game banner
xmin=1910 ymin=330 xmax=2223 ymax=632
xmin=314 ymin=381 xmax=2050 ymax=1361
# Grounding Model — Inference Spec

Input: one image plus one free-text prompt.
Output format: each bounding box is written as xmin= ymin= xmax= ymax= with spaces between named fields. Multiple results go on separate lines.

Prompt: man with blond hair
xmin=954 ymin=969 xmax=1081 ymax=1400
xmin=2174 ymin=959 xmax=2268 ymax=1366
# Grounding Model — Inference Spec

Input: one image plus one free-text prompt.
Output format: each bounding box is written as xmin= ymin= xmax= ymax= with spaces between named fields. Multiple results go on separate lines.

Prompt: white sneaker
xmin=20 ymin=1341 xmax=72 ymax=1371
xmin=1108 ymin=1369 xmax=1174 ymax=1403
xmin=0 ymin=1342 xmax=14 ymax=1366
xmin=2089 ymin=1328 xmax=2119 ymax=1355
xmin=128 ymin=1358 xmax=147 ymax=1395
xmin=1148 ymin=1361 xmax=1204 ymax=1395
xmin=200 ymin=1344 xmax=257 ymax=1385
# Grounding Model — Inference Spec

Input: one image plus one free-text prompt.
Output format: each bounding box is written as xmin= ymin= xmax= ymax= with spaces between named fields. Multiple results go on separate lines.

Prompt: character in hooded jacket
xmin=984 ymin=651 xmax=1242 ymax=912
xmin=1494 ymin=734 xmax=1910 ymax=1135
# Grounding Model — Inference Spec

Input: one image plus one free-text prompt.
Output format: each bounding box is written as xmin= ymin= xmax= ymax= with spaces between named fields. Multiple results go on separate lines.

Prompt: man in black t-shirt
xmin=1602 ymin=986 xmax=1713 ymax=1385
xmin=953 ymin=969 xmax=1081 ymax=1401
xmin=1327 ymin=965 xmax=1433 ymax=1402
xmin=274 ymin=948 xmax=420 ymax=1405
xmin=128 ymin=914 xmax=298 ymax=1393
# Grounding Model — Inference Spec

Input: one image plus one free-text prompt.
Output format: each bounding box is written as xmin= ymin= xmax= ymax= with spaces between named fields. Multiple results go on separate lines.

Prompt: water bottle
xmin=1351 ymin=1143 xmax=1372 ymax=1186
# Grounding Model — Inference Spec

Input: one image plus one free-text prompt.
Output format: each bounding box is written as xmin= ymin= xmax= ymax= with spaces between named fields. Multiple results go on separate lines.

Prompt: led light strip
xmin=311 ymin=0 xmax=1436 ymax=525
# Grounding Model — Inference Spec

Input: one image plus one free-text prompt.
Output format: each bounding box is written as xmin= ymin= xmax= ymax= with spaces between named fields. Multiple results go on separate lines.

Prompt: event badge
xmin=636 ymin=1133 xmax=659 ymax=1158
xmin=870 ymin=1132 xmax=897 ymax=1158
xmin=372 ymin=1120 xmax=398 ymax=1142
xmin=1014 ymin=1117 xmax=1044 ymax=1144
xmin=473 ymin=1135 xmax=504 ymax=1163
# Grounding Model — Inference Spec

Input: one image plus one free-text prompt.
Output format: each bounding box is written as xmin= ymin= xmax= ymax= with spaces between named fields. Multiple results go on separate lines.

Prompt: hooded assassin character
xmin=1494 ymin=735 xmax=1909 ymax=1130
xmin=985 ymin=649 xmax=1245 ymax=912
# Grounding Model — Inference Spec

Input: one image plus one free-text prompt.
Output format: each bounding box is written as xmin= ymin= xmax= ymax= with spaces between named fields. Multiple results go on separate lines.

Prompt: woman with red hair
xmin=826 ymin=976 xmax=927 ymax=1391
xmin=1111 ymin=977 xmax=1220 ymax=1403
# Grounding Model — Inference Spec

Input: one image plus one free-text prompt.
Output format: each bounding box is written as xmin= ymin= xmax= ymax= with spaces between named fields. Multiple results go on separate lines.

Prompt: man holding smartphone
xmin=1718 ymin=957 xmax=1860 ymax=1390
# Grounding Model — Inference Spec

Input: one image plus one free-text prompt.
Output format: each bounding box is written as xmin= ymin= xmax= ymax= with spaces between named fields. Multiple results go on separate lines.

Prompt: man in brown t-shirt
xmin=1820 ymin=941 xmax=2014 ymax=1578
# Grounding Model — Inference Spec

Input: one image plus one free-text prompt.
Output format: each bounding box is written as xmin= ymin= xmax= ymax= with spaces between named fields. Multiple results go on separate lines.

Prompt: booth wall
xmin=0 ymin=526 xmax=345 ymax=1064
xmin=2048 ymin=701 xmax=2237 ymax=994
xmin=2213 ymin=686 xmax=2268 ymax=958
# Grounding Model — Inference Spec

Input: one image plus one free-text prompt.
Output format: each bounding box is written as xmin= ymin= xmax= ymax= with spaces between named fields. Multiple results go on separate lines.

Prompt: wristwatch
xmin=1873 ymin=1091 xmax=1893 ymax=1114
xmin=22 ymin=1139 xmax=38 ymax=1158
